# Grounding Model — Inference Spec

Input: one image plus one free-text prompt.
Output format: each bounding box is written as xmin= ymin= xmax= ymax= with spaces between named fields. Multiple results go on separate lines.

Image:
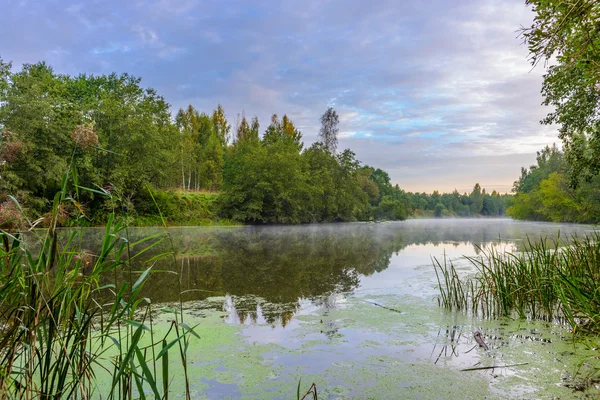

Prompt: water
xmin=81 ymin=219 xmax=600 ymax=398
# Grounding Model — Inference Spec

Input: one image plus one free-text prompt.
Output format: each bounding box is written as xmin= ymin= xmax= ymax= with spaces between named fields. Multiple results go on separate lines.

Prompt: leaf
xmin=178 ymin=322 xmax=201 ymax=340
xmin=124 ymin=319 xmax=150 ymax=332
xmin=162 ymin=339 xmax=169 ymax=399
xmin=108 ymin=336 xmax=121 ymax=350
xmin=156 ymin=336 xmax=185 ymax=360
xmin=135 ymin=347 xmax=161 ymax=398
xmin=132 ymin=266 xmax=153 ymax=293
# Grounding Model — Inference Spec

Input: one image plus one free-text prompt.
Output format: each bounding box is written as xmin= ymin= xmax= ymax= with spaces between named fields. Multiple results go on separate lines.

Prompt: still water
xmin=88 ymin=219 xmax=600 ymax=398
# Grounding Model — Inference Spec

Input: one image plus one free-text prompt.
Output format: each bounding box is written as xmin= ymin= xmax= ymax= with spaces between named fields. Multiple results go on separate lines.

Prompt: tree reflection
xmin=75 ymin=220 xmax=590 ymax=327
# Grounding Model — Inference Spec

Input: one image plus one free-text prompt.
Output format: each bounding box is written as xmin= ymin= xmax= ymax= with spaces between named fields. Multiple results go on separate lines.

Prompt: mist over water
xmin=110 ymin=218 xmax=597 ymax=318
xmin=76 ymin=219 xmax=600 ymax=398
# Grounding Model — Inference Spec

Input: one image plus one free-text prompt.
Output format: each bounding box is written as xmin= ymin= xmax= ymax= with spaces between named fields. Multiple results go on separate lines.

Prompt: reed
xmin=434 ymin=233 xmax=600 ymax=331
xmin=0 ymin=166 xmax=198 ymax=398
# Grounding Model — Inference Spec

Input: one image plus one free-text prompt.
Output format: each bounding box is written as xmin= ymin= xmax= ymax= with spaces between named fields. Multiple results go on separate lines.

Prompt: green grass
xmin=434 ymin=234 xmax=600 ymax=332
xmin=0 ymin=165 xmax=199 ymax=398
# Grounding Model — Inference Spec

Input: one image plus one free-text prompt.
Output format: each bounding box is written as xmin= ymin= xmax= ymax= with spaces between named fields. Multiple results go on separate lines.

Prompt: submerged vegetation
xmin=434 ymin=233 xmax=600 ymax=332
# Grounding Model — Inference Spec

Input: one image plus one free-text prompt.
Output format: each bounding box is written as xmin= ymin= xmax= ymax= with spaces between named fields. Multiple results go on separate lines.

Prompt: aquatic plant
xmin=297 ymin=379 xmax=318 ymax=400
xmin=434 ymin=233 xmax=600 ymax=331
xmin=0 ymin=168 xmax=198 ymax=398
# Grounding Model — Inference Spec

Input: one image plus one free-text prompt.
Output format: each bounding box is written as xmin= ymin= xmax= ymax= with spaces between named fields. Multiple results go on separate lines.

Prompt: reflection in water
xmin=432 ymin=325 xmax=463 ymax=364
xmin=68 ymin=219 xmax=598 ymax=328
xmin=46 ymin=219 xmax=600 ymax=398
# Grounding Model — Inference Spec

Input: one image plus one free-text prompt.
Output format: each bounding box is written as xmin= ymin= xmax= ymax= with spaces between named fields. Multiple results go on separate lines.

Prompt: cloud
xmin=0 ymin=0 xmax=556 ymax=193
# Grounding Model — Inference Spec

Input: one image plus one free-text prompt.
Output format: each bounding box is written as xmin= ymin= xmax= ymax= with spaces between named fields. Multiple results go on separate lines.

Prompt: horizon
xmin=0 ymin=0 xmax=557 ymax=193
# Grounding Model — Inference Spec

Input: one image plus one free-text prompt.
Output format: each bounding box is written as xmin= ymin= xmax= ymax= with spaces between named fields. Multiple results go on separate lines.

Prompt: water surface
xmin=82 ymin=219 xmax=600 ymax=398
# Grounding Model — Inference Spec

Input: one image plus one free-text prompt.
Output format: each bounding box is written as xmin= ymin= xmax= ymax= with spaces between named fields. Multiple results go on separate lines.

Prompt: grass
xmin=0 ymin=158 xmax=319 ymax=398
xmin=0 ymin=164 xmax=199 ymax=398
xmin=434 ymin=234 xmax=600 ymax=332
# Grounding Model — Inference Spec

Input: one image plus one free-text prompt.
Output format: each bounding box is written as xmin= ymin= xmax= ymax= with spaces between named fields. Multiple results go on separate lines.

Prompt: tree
xmin=522 ymin=1 xmax=600 ymax=183
xmin=212 ymin=104 xmax=231 ymax=147
xmin=481 ymin=195 xmax=499 ymax=216
xmin=319 ymin=107 xmax=339 ymax=153
xmin=0 ymin=62 xmax=180 ymax=217
xmin=281 ymin=115 xmax=302 ymax=148
xmin=512 ymin=144 xmax=564 ymax=193
xmin=175 ymin=105 xmax=201 ymax=190
xmin=0 ymin=58 xmax=10 ymax=98
xmin=249 ymin=116 xmax=260 ymax=142
xmin=469 ymin=183 xmax=483 ymax=214
xmin=221 ymin=136 xmax=309 ymax=223
xmin=234 ymin=113 xmax=251 ymax=143
xmin=199 ymin=131 xmax=224 ymax=191
xmin=263 ymin=114 xmax=302 ymax=150
xmin=539 ymin=172 xmax=579 ymax=222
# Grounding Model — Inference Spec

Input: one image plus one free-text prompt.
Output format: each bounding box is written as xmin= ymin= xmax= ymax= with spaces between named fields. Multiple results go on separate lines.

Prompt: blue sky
xmin=1 ymin=0 xmax=558 ymax=193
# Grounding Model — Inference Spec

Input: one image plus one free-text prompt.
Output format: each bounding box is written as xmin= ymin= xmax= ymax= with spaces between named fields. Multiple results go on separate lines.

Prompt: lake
xmin=79 ymin=218 xmax=600 ymax=399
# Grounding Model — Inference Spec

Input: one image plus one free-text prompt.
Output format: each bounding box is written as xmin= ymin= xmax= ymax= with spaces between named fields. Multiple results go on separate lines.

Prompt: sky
xmin=0 ymin=0 xmax=559 ymax=193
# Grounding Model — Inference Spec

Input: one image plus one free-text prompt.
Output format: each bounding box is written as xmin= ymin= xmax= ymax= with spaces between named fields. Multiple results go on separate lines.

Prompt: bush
xmin=0 ymin=200 xmax=27 ymax=231
xmin=132 ymin=189 xmax=221 ymax=225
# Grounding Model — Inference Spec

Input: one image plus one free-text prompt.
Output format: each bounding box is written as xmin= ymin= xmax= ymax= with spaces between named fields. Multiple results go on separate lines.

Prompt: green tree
xmin=539 ymin=172 xmax=579 ymax=222
xmin=221 ymin=138 xmax=308 ymax=223
xmin=0 ymin=62 xmax=180 ymax=218
xmin=212 ymin=104 xmax=231 ymax=147
xmin=0 ymin=63 xmax=75 ymax=206
xmin=234 ymin=113 xmax=250 ymax=143
xmin=263 ymin=114 xmax=302 ymax=150
xmin=522 ymin=0 xmax=600 ymax=183
xmin=469 ymin=183 xmax=483 ymax=214
xmin=199 ymin=131 xmax=224 ymax=191
xmin=175 ymin=105 xmax=201 ymax=190
xmin=374 ymin=196 xmax=407 ymax=221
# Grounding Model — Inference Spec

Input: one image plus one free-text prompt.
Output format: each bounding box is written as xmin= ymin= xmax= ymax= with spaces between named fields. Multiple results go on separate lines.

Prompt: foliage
xmin=0 ymin=169 xmax=199 ymax=398
xmin=434 ymin=233 xmax=600 ymax=333
xmin=133 ymin=189 xmax=222 ymax=225
xmin=404 ymin=185 xmax=510 ymax=218
xmin=0 ymin=58 xmax=510 ymax=226
xmin=522 ymin=0 xmax=600 ymax=183
xmin=508 ymin=144 xmax=600 ymax=223
xmin=0 ymin=61 xmax=179 ymax=218
xmin=221 ymin=136 xmax=310 ymax=223
xmin=434 ymin=203 xmax=445 ymax=218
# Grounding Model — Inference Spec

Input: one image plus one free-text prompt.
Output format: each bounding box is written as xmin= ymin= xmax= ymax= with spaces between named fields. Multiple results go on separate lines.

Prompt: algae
xmin=84 ymin=219 xmax=600 ymax=398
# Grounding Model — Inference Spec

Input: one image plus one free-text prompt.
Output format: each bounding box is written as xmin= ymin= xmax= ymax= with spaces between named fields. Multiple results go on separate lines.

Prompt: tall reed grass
xmin=434 ymin=234 xmax=600 ymax=332
xmin=0 ymin=166 xmax=198 ymax=398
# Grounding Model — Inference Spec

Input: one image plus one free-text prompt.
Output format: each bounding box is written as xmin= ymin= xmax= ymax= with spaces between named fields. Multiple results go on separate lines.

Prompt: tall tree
xmin=200 ymin=131 xmax=224 ymax=191
xmin=175 ymin=105 xmax=201 ymax=190
xmin=522 ymin=0 xmax=600 ymax=183
xmin=319 ymin=107 xmax=339 ymax=153
xmin=0 ymin=62 xmax=179 ymax=216
xmin=212 ymin=104 xmax=231 ymax=147
xmin=469 ymin=183 xmax=483 ymax=214
xmin=235 ymin=113 xmax=251 ymax=143
xmin=263 ymin=114 xmax=302 ymax=150
xmin=249 ymin=116 xmax=260 ymax=143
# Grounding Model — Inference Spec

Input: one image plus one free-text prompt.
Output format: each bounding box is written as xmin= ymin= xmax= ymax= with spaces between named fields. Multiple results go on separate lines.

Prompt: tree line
xmin=508 ymin=144 xmax=600 ymax=224
xmin=0 ymin=59 xmax=510 ymax=226
xmin=407 ymin=186 xmax=510 ymax=218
